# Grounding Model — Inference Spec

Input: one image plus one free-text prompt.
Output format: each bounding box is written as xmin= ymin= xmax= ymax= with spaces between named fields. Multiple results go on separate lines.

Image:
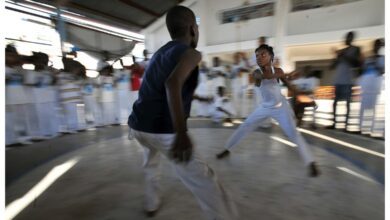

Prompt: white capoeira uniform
xmin=82 ymin=78 xmax=101 ymax=127
xmin=358 ymin=56 xmax=384 ymax=133
xmin=210 ymin=95 xmax=236 ymax=122
xmin=193 ymin=70 xmax=214 ymax=117
xmin=231 ymin=69 xmax=253 ymax=118
xmin=24 ymin=70 xmax=47 ymax=139
xmin=114 ymin=69 xmax=132 ymax=124
xmin=33 ymin=70 xmax=60 ymax=138
xmin=6 ymin=67 xmax=31 ymax=144
xmin=224 ymin=66 xmax=314 ymax=166
xmin=99 ymin=75 xmax=117 ymax=125
xmin=131 ymin=129 xmax=238 ymax=220
xmin=210 ymin=66 xmax=227 ymax=95
xmin=58 ymin=72 xmax=86 ymax=132
xmin=230 ymin=64 xmax=244 ymax=118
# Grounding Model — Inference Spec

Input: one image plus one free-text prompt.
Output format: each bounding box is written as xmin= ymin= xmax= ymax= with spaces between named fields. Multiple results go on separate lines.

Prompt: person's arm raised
xmin=165 ymin=48 xmax=201 ymax=163
xmin=277 ymin=68 xmax=300 ymax=95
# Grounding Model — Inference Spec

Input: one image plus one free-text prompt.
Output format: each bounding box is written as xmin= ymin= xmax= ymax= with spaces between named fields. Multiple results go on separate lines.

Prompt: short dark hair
xmin=255 ymin=44 xmax=274 ymax=60
xmin=345 ymin=31 xmax=355 ymax=45
xmin=374 ymin=38 xmax=384 ymax=54
xmin=166 ymin=6 xmax=196 ymax=39
xmin=6 ymin=44 xmax=17 ymax=54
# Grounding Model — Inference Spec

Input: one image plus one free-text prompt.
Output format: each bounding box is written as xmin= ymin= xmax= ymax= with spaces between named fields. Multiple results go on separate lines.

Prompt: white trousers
xmin=225 ymin=99 xmax=314 ymax=166
xmin=6 ymin=106 xmax=17 ymax=145
xmin=132 ymin=129 xmax=238 ymax=220
xmin=195 ymin=101 xmax=213 ymax=117
xmin=253 ymin=88 xmax=272 ymax=128
xmin=359 ymin=94 xmax=378 ymax=132
xmin=359 ymin=74 xmax=382 ymax=132
xmin=84 ymin=97 xmax=104 ymax=127
xmin=6 ymin=104 xmax=31 ymax=142
xmin=25 ymin=103 xmax=45 ymax=138
xmin=100 ymin=102 xmax=117 ymax=125
xmin=116 ymin=90 xmax=131 ymax=124
xmin=231 ymin=85 xmax=245 ymax=118
xmin=36 ymin=102 xmax=60 ymax=137
xmin=211 ymin=110 xmax=229 ymax=123
xmin=63 ymin=103 xmax=86 ymax=131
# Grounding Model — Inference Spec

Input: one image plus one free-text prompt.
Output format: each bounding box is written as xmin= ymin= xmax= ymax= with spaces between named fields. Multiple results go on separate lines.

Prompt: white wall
xmin=204 ymin=0 xmax=274 ymax=46
xmin=287 ymin=0 xmax=384 ymax=36
xmin=142 ymin=0 xmax=201 ymax=53
xmin=143 ymin=0 xmax=384 ymax=65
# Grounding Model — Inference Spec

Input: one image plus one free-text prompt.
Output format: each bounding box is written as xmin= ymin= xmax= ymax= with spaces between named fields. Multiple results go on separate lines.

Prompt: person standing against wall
xmin=328 ymin=31 xmax=362 ymax=130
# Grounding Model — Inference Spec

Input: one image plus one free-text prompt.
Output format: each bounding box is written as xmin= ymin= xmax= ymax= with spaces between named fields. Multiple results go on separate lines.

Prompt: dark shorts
xmin=335 ymin=85 xmax=352 ymax=101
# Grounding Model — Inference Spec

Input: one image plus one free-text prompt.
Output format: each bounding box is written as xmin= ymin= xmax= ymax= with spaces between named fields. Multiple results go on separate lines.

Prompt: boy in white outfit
xmin=210 ymin=86 xmax=236 ymax=123
xmin=216 ymin=44 xmax=320 ymax=177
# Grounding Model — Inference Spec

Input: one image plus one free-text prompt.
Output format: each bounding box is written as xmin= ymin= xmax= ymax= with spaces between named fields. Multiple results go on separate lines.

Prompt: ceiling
xmin=16 ymin=0 xmax=184 ymax=32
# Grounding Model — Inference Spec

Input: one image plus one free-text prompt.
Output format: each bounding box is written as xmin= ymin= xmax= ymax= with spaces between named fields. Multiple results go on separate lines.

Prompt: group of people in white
xmin=192 ymin=53 xmax=259 ymax=124
xmin=5 ymin=34 xmax=385 ymax=146
xmin=5 ymin=45 xmax=145 ymax=145
xmin=192 ymin=35 xmax=385 ymax=136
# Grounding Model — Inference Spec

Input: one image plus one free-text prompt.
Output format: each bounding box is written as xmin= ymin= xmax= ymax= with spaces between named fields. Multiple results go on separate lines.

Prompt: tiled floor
xmin=6 ymin=122 xmax=384 ymax=220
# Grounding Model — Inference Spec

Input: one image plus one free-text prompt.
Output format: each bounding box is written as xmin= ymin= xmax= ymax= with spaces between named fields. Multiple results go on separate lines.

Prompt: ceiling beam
xmin=69 ymin=2 xmax=143 ymax=29
xmin=119 ymin=0 xmax=161 ymax=17
xmin=20 ymin=0 xmax=144 ymax=30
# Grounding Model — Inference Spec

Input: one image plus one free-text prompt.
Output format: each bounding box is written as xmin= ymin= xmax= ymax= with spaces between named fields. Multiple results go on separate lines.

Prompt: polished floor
xmin=6 ymin=120 xmax=384 ymax=220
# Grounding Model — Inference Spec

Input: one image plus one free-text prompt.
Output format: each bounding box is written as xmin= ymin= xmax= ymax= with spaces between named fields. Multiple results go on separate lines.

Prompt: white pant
xmin=6 ymin=106 xmax=17 ymax=145
xmin=253 ymin=88 xmax=272 ymax=128
xmin=100 ymin=102 xmax=117 ymax=125
xmin=84 ymin=96 xmax=104 ymax=127
xmin=6 ymin=104 xmax=31 ymax=142
xmin=231 ymin=85 xmax=246 ymax=118
xmin=225 ymin=99 xmax=314 ymax=166
xmin=195 ymin=101 xmax=213 ymax=117
xmin=116 ymin=90 xmax=131 ymax=124
xmin=36 ymin=102 xmax=60 ymax=137
xmin=132 ymin=129 xmax=238 ymax=220
xmin=359 ymin=94 xmax=378 ymax=133
xmin=25 ymin=103 xmax=45 ymax=138
xmin=63 ymin=103 xmax=86 ymax=131
xmin=211 ymin=110 xmax=229 ymax=123
xmin=210 ymin=103 xmax=236 ymax=123
xmin=359 ymin=74 xmax=382 ymax=132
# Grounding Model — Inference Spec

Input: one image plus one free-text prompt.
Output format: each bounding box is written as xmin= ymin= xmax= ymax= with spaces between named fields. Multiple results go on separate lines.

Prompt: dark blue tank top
xmin=128 ymin=41 xmax=199 ymax=133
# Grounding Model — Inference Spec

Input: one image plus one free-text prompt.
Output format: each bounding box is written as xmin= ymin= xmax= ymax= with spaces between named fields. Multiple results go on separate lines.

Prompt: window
xmin=291 ymin=0 xmax=361 ymax=12
xmin=220 ymin=1 xmax=275 ymax=24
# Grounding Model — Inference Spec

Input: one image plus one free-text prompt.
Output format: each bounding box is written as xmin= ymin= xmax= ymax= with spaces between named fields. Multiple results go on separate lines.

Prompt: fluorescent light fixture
xmin=5 ymin=157 xmax=80 ymax=220
xmin=6 ymin=1 xmax=144 ymax=41
xmin=61 ymin=14 xmax=144 ymax=41
xmin=86 ymin=70 xmax=99 ymax=78
xmin=22 ymin=64 xmax=34 ymax=70
xmin=297 ymin=128 xmax=384 ymax=158
xmin=222 ymin=122 xmax=234 ymax=127
xmin=24 ymin=0 xmax=55 ymax=9
xmin=232 ymin=119 xmax=243 ymax=124
xmin=270 ymin=136 xmax=297 ymax=147
xmin=65 ymin=54 xmax=76 ymax=59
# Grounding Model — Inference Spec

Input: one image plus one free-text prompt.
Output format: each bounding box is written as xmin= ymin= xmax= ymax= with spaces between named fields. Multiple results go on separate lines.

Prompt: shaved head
xmin=166 ymin=6 xmax=196 ymax=39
